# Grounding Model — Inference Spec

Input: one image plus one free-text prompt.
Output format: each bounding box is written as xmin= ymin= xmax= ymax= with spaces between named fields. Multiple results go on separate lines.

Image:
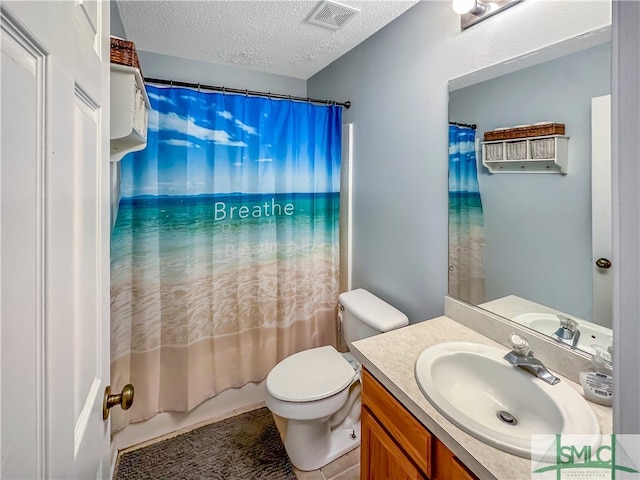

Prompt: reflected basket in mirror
xmin=485 ymin=144 xmax=504 ymax=161
xmin=530 ymin=138 xmax=555 ymax=159
xmin=484 ymin=123 xmax=565 ymax=141
xmin=506 ymin=141 xmax=527 ymax=160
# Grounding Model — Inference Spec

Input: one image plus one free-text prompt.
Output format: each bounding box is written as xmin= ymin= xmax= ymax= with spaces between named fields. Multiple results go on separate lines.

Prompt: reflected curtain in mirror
xmin=448 ymin=124 xmax=485 ymax=304
xmin=110 ymin=85 xmax=341 ymax=431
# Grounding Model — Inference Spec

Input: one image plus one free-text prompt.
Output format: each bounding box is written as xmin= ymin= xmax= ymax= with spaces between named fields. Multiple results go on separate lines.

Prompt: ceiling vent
xmin=307 ymin=1 xmax=360 ymax=30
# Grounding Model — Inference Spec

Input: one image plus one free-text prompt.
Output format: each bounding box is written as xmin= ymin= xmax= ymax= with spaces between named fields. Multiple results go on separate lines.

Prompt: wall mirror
xmin=447 ymin=26 xmax=612 ymax=357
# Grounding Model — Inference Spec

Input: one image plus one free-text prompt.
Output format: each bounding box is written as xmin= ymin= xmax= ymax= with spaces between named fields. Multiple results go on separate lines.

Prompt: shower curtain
xmin=448 ymin=124 xmax=485 ymax=305
xmin=110 ymin=85 xmax=341 ymax=431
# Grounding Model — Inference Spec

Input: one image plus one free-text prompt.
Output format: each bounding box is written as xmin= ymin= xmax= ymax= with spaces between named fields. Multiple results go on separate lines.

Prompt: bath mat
xmin=114 ymin=407 xmax=296 ymax=480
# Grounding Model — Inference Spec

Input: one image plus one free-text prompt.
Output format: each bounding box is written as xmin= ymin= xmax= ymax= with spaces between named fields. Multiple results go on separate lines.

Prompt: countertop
xmin=479 ymin=294 xmax=589 ymax=324
xmin=350 ymin=315 xmax=613 ymax=480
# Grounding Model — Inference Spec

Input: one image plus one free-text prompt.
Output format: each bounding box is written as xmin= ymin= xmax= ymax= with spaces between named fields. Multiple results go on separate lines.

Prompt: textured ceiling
xmin=116 ymin=0 xmax=419 ymax=80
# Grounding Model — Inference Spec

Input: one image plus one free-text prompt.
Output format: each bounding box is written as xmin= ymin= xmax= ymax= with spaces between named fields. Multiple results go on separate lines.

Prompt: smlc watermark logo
xmin=531 ymin=434 xmax=640 ymax=479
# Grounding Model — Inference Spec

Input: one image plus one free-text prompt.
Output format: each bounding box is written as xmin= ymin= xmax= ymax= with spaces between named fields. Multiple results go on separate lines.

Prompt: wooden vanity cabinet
xmin=361 ymin=369 xmax=477 ymax=480
xmin=433 ymin=440 xmax=476 ymax=480
xmin=361 ymin=408 xmax=427 ymax=480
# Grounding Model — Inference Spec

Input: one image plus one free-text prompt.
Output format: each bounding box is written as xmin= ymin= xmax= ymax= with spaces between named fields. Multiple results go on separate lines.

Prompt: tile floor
xmin=292 ymin=447 xmax=360 ymax=480
xmin=117 ymin=402 xmax=361 ymax=480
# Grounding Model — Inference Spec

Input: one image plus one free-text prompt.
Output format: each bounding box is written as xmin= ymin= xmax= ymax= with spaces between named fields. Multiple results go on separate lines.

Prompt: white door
xmin=591 ymin=94 xmax=613 ymax=329
xmin=1 ymin=1 xmax=111 ymax=478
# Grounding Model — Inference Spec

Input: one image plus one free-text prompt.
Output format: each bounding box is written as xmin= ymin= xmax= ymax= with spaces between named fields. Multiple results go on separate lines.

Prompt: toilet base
xmin=284 ymin=420 xmax=361 ymax=471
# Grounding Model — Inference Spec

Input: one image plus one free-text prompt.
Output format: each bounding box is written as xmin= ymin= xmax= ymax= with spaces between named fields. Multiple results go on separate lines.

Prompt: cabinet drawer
xmin=362 ymin=369 xmax=431 ymax=477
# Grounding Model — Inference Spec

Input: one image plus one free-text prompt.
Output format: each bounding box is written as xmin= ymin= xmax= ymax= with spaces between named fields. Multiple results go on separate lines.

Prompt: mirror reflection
xmin=448 ymin=32 xmax=612 ymax=356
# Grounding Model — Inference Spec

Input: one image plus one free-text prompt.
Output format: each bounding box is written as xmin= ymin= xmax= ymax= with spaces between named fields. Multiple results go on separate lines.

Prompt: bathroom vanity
xmin=362 ymin=368 xmax=475 ymax=479
xmin=351 ymin=315 xmax=612 ymax=480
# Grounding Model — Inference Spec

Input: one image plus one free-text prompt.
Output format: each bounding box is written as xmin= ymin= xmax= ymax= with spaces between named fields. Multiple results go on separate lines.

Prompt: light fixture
xmin=452 ymin=0 xmax=486 ymax=15
xmin=453 ymin=0 xmax=523 ymax=30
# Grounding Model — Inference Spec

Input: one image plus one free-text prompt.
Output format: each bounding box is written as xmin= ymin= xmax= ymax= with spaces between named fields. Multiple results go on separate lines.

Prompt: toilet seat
xmin=267 ymin=345 xmax=356 ymax=402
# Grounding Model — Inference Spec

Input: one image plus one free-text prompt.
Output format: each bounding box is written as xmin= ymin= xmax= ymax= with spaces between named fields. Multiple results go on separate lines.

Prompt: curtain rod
xmin=450 ymin=121 xmax=477 ymax=129
xmin=144 ymin=77 xmax=351 ymax=109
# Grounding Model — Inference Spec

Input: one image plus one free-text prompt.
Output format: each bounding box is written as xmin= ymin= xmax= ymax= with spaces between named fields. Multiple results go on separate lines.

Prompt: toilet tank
xmin=338 ymin=288 xmax=409 ymax=348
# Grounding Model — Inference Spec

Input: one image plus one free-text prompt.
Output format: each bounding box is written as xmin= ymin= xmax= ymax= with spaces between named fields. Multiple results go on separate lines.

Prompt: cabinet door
xmin=362 ymin=370 xmax=431 ymax=476
xmin=450 ymin=457 xmax=476 ymax=480
xmin=433 ymin=438 xmax=477 ymax=480
xmin=361 ymin=407 xmax=427 ymax=480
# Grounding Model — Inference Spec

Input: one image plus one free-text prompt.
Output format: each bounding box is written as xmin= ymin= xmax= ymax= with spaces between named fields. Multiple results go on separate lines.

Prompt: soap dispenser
xmin=579 ymin=345 xmax=613 ymax=406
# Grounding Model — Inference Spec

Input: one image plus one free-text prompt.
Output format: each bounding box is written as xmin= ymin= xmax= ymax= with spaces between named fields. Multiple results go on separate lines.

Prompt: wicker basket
xmin=484 ymin=123 xmax=565 ymax=141
xmin=505 ymin=141 xmax=527 ymax=160
xmin=110 ymin=37 xmax=141 ymax=72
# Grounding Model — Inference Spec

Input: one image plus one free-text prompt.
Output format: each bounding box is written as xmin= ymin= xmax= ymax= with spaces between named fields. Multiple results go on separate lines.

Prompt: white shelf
xmin=110 ymin=63 xmax=150 ymax=162
xmin=481 ymin=135 xmax=569 ymax=174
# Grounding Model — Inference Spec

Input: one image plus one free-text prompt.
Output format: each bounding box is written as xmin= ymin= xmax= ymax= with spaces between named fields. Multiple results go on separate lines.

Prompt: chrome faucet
xmin=553 ymin=314 xmax=581 ymax=349
xmin=503 ymin=334 xmax=561 ymax=385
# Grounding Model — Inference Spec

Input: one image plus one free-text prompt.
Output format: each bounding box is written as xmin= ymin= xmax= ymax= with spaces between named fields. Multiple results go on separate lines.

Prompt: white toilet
xmin=265 ymin=288 xmax=409 ymax=471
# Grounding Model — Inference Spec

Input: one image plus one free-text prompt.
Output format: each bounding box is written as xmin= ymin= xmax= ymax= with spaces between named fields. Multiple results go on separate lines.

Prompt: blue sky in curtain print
xmin=448 ymin=125 xmax=481 ymax=194
xmin=120 ymin=85 xmax=341 ymax=198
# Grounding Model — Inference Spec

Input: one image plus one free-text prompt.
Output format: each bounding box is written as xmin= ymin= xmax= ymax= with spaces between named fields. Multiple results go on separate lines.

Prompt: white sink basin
xmin=513 ymin=313 xmax=612 ymax=355
xmin=415 ymin=342 xmax=600 ymax=458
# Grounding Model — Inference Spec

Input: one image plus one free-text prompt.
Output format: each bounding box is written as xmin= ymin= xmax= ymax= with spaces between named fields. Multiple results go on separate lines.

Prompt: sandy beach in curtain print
xmin=110 ymin=192 xmax=340 ymax=361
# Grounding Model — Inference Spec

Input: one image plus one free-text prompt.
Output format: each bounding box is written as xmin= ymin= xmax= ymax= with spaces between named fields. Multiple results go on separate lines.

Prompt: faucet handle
xmin=556 ymin=314 xmax=578 ymax=332
xmin=509 ymin=333 xmax=530 ymax=356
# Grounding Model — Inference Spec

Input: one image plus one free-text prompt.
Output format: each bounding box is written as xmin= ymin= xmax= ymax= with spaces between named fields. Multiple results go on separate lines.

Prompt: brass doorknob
xmin=596 ymin=257 xmax=612 ymax=269
xmin=103 ymin=384 xmax=134 ymax=420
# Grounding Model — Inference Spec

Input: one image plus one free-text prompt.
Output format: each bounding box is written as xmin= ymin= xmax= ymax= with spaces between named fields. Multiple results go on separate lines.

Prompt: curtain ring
xmin=222 ymin=86 xmax=226 ymax=95
xmin=268 ymin=92 xmax=271 ymax=99
xmin=170 ymin=79 xmax=173 ymax=87
xmin=197 ymin=83 xmax=201 ymax=92
xmin=245 ymin=89 xmax=248 ymax=97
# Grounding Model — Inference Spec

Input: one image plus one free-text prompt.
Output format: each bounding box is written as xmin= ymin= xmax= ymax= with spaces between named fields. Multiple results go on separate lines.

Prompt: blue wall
xmin=135 ymin=51 xmax=307 ymax=99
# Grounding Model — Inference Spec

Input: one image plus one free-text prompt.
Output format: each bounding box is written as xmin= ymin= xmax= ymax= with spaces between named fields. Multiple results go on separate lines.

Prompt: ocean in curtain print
xmin=448 ymin=191 xmax=483 ymax=225
xmin=448 ymin=191 xmax=484 ymax=253
xmin=111 ymin=192 xmax=339 ymax=266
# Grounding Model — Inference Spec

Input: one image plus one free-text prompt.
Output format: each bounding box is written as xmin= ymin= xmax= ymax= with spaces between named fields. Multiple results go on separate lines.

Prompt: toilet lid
xmin=266 ymin=346 xmax=356 ymax=402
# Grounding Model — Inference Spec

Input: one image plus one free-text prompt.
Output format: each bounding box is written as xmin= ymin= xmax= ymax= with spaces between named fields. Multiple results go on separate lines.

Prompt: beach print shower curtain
xmin=448 ymin=124 xmax=485 ymax=305
xmin=110 ymin=85 xmax=341 ymax=431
